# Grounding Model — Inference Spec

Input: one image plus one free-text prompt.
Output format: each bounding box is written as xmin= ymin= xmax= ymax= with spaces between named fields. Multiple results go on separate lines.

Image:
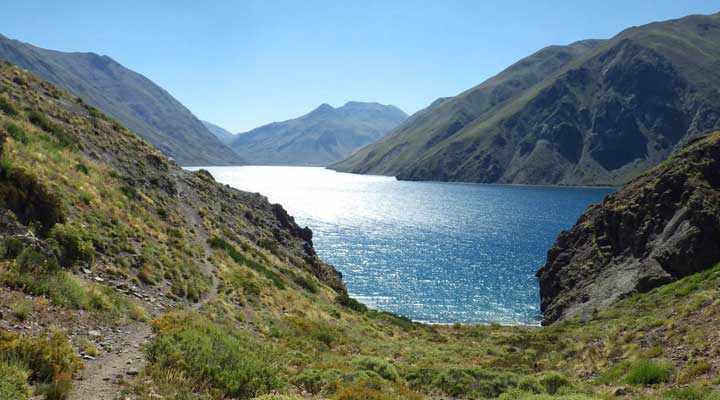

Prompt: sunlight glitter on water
xmin=190 ymin=166 xmax=612 ymax=325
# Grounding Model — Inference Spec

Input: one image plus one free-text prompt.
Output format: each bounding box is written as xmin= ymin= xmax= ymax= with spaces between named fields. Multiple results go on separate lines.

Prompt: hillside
xmin=1 ymin=63 xmax=720 ymax=400
xmin=202 ymin=120 xmax=236 ymax=144
xmin=332 ymin=13 xmax=720 ymax=186
xmin=230 ymin=102 xmax=407 ymax=166
xmin=538 ymin=131 xmax=720 ymax=324
xmin=0 ymin=34 xmax=242 ymax=166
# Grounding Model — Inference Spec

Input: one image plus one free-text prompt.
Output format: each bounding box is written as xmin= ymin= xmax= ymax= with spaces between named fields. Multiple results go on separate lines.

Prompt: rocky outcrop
xmin=537 ymin=132 xmax=720 ymax=324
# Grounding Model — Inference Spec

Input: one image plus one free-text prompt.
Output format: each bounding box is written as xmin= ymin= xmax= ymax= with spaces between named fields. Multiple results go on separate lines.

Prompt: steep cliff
xmin=538 ymin=132 xmax=720 ymax=324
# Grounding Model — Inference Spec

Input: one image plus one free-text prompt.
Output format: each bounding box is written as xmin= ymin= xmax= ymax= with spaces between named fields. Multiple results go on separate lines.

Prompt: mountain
xmin=230 ymin=101 xmax=407 ymax=166
xmin=538 ymin=131 xmax=720 ymax=324
xmin=332 ymin=13 xmax=720 ymax=186
xmin=0 ymin=34 xmax=242 ymax=166
xmin=202 ymin=119 xmax=236 ymax=144
xmin=2 ymin=60 xmax=720 ymax=400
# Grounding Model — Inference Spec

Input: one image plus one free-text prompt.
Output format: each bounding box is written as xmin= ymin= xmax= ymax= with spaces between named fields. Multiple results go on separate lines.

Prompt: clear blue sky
xmin=2 ymin=1 xmax=718 ymax=132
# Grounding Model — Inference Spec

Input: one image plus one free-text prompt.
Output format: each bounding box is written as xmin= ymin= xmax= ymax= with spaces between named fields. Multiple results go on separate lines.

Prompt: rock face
xmin=537 ymin=132 xmax=720 ymax=324
xmin=231 ymin=102 xmax=407 ymax=166
xmin=332 ymin=13 xmax=720 ymax=186
xmin=0 ymin=34 xmax=242 ymax=166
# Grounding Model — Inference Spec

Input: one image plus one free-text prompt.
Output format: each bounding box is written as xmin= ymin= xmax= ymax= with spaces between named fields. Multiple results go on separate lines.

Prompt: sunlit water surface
xmin=191 ymin=166 xmax=612 ymax=325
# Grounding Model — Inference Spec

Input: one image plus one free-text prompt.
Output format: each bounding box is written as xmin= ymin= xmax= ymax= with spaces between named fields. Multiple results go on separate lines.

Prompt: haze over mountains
xmin=0 ymin=34 xmax=242 ymax=166
xmin=229 ymin=101 xmax=407 ymax=166
xmin=332 ymin=13 xmax=720 ymax=186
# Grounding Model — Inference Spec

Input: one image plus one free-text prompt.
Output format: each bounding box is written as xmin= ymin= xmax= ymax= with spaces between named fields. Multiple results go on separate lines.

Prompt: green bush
xmin=352 ymin=356 xmax=399 ymax=381
xmin=147 ymin=312 xmax=282 ymax=399
xmin=4 ymin=121 xmax=28 ymax=143
xmin=624 ymin=359 xmax=673 ymax=386
xmin=0 ymin=95 xmax=18 ymax=115
xmin=406 ymin=367 xmax=521 ymax=398
xmin=49 ymin=224 xmax=96 ymax=267
xmin=27 ymin=110 xmax=75 ymax=147
xmin=0 ymin=362 xmax=31 ymax=400
xmin=0 ymin=330 xmax=82 ymax=383
xmin=74 ymin=163 xmax=89 ymax=175
xmin=336 ymin=292 xmax=367 ymax=312
xmin=539 ymin=372 xmax=571 ymax=394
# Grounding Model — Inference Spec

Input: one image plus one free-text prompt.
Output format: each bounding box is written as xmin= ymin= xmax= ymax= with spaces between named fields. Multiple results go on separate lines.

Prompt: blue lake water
xmin=197 ymin=166 xmax=612 ymax=325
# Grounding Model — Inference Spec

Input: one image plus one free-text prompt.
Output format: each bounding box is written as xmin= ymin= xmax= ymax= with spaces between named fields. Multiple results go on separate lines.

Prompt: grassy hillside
xmin=0 ymin=62 xmax=718 ymax=400
xmin=332 ymin=13 xmax=720 ymax=186
xmin=0 ymin=34 xmax=242 ymax=166
xmin=231 ymin=102 xmax=407 ymax=166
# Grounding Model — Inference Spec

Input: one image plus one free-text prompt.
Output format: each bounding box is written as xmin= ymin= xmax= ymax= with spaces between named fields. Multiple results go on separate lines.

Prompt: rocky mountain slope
xmin=332 ymin=13 xmax=720 ymax=186
xmin=538 ymin=131 xmax=720 ymax=324
xmin=202 ymin=119 xmax=236 ymax=144
xmin=0 ymin=34 xmax=242 ymax=166
xmin=231 ymin=101 xmax=407 ymax=166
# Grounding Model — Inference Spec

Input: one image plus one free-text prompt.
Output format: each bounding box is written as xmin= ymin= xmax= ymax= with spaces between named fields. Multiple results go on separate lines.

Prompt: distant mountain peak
xmin=231 ymin=101 xmax=408 ymax=166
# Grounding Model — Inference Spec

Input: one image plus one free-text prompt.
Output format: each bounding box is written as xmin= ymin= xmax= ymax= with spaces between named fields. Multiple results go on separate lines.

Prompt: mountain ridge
xmin=230 ymin=101 xmax=407 ymax=166
xmin=0 ymin=34 xmax=243 ymax=166
xmin=331 ymin=13 xmax=720 ymax=186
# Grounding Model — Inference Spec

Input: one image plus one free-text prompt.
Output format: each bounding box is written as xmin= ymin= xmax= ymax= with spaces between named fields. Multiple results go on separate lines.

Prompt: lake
xmin=194 ymin=166 xmax=612 ymax=325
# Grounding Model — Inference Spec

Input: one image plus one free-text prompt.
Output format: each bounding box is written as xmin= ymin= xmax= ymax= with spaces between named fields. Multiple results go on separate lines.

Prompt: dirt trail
xmin=71 ymin=173 xmax=219 ymax=399
xmin=70 ymin=322 xmax=151 ymax=400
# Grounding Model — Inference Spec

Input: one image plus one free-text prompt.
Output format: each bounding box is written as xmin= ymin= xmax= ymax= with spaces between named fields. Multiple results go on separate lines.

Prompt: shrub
xmin=0 ymin=94 xmax=18 ymax=115
xmin=406 ymin=367 xmax=522 ymax=398
xmin=147 ymin=313 xmax=282 ymax=399
xmin=49 ymin=224 xmax=96 ymax=267
xmin=0 ymin=161 xmax=65 ymax=235
xmin=539 ymin=372 xmax=571 ymax=394
xmin=336 ymin=292 xmax=367 ymax=313
xmin=35 ymin=372 xmax=73 ymax=400
xmin=624 ymin=359 xmax=672 ymax=385
xmin=3 ymin=121 xmax=28 ymax=143
xmin=292 ymin=273 xmax=318 ymax=293
xmin=0 ymin=329 xmax=82 ymax=383
xmin=291 ymin=368 xmax=343 ymax=394
xmin=0 ymin=362 xmax=31 ymax=400
xmin=1 ymin=237 xmax=25 ymax=259
xmin=120 ymin=185 xmax=137 ymax=201
xmin=352 ymin=356 xmax=399 ymax=381
xmin=74 ymin=163 xmax=89 ymax=175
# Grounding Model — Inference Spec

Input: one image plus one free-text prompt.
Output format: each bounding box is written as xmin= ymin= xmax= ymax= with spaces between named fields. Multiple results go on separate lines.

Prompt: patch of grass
xmin=129 ymin=304 xmax=149 ymax=322
xmin=10 ymin=298 xmax=33 ymax=321
xmin=623 ymin=359 xmax=673 ymax=386
xmin=677 ymin=360 xmax=712 ymax=384
xmin=77 ymin=338 xmax=98 ymax=357
xmin=208 ymin=236 xmax=285 ymax=289
xmin=147 ymin=312 xmax=283 ymax=399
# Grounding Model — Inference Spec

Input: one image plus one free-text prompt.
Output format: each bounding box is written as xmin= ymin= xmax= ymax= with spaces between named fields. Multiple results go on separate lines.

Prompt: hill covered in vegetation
xmin=0 ymin=34 xmax=242 ymax=166
xmin=0 ymin=63 xmax=719 ymax=400
xmin=332 ymin=13 xmax=720 ymax=186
